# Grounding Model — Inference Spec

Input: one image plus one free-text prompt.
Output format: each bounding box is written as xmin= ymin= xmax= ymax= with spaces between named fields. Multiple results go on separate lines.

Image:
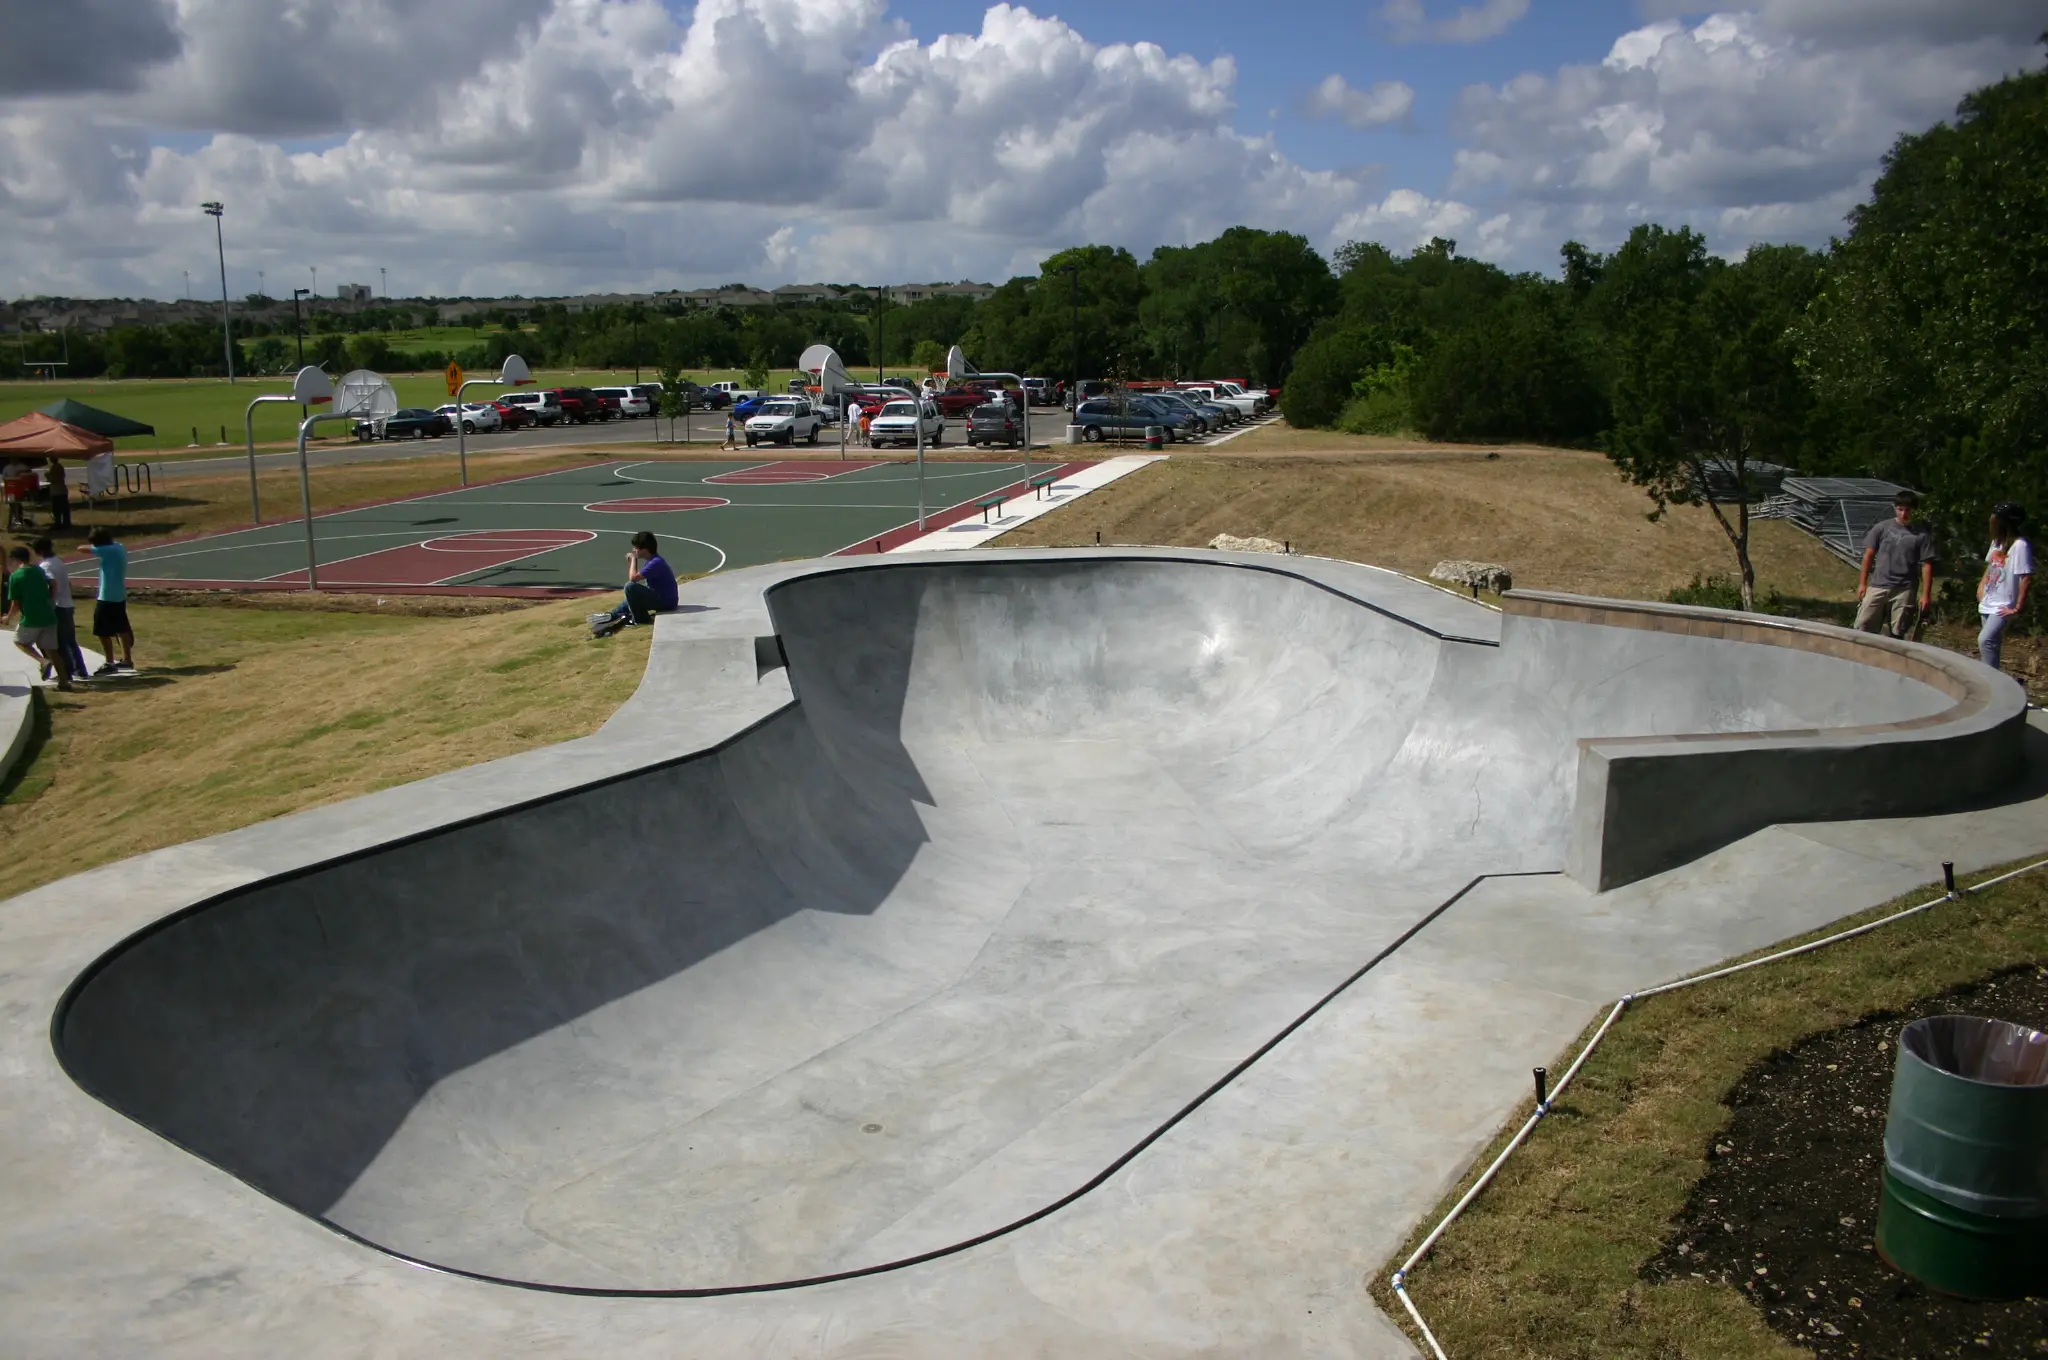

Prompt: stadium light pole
xmin=202 ymin=202 xmax=235 ymax=383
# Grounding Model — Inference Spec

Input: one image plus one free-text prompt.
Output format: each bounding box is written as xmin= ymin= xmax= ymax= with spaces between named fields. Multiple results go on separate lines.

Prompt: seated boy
xmin=590 ymin=530 xmax=678 ymax=638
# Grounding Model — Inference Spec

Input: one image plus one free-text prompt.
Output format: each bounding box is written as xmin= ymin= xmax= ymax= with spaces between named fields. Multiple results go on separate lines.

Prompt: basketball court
xmin=69 ymin=456 xmax=1103 ymax=595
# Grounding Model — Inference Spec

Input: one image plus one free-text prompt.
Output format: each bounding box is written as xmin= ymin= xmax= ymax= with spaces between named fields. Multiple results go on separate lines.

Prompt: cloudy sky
xmin=1 ymin=0 xmax=2041 ymax=299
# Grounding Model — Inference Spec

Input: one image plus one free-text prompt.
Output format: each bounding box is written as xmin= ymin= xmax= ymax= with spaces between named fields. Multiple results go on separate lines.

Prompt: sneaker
xmin=39 ymin=662 xmax=52 ymax=682
xmin=94 ymin=662 xmax=121 ymax=677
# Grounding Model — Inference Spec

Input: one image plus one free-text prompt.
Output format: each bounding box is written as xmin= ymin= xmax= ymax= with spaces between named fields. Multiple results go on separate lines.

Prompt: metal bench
xmin=977 ymin=493 xmax=1008 ymax=522
xmin=1028 ymin=472 xmax=1059 ymax=499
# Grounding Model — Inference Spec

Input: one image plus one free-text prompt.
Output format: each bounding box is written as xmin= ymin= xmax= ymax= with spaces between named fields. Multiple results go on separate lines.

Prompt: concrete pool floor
xmin=4 ymin=549 xmax=2043 ymax=1357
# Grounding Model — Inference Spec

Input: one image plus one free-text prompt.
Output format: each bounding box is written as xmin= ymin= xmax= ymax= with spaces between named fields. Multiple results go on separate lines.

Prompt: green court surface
xmin=70 ymin=457 xmax=1092 ymax=595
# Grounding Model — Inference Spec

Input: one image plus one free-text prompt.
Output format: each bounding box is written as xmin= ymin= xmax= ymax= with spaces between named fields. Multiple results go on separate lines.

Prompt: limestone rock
xmin=1430 ymin=560 xmax=1513 ymax=593
xmin=1210 ymin=533 xmax=1288 ymax=555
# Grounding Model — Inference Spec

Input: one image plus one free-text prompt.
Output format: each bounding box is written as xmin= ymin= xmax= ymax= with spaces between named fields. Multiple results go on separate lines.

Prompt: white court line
xmin=887 ymin=455 xmax=1167 ymax=553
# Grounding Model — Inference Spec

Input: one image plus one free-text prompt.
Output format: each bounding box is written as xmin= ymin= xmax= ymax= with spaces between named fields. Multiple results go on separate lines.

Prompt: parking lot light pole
xmin=291 ymin=288 xmax=309 ymax=366
xmin=1057 ymin=262 xmax=1080 ymax=410
xmin=453 ymin=354 xmax=533 ymax=487
xmin=202 ymin=202 xmax=234 ymax=384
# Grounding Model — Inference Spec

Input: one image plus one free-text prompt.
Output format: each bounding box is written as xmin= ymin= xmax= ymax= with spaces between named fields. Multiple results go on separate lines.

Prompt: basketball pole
xmin=297 ymin=410 xmax=356 ymax=591
xmin=243 ymin=394 xmax=297 ymax=523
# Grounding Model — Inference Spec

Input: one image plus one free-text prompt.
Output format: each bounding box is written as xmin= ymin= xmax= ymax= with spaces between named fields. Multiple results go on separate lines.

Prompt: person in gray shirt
xmin=1855 ymin=490 xmax=1936 ymax=638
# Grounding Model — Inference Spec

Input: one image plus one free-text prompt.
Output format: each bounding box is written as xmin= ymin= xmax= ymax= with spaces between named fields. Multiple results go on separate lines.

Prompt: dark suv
xmin=551 ymin=387 xmax=617 ymax=424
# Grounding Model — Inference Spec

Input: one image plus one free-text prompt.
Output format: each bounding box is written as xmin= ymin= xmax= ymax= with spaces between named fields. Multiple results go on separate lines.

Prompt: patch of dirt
xmin=129 ymin=587 xmax=539 ymax=617
xmin=1644 ymin=965 xmax=2048 ymax=1358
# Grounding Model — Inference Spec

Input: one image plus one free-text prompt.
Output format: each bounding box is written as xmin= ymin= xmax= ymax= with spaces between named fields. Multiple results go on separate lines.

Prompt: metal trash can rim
xmin=1901 ymin=1014 xmax=2048 ymax=1089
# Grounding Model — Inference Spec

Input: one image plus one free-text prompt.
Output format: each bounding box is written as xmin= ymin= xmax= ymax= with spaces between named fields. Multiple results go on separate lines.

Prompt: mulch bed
xmin=1644 ymin=965 xmax=2048 ymax=1358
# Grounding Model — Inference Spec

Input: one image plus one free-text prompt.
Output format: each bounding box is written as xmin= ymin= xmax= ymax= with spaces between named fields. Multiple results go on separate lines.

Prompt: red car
xmin=491 ymin=399 xmax=532 ymax=429
xmin=550 ymin=387 xmax=617 ymax=424
xmin=931 ymin=386 xmax=993 ymax=417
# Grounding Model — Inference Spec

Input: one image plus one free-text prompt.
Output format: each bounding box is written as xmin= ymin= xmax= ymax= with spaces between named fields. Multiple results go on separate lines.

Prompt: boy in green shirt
xmin=6 ymin=544 xmax=71 ymax=690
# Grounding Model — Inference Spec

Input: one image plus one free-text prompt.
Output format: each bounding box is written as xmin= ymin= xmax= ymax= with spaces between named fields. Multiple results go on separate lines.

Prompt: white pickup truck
xmin=744 ymin=398 xmax=824 ymax=446
xmin=1177 ymin=382 xmax=1262 ymax=418
xmin=708 ymin=380 xmax=762 ymax=402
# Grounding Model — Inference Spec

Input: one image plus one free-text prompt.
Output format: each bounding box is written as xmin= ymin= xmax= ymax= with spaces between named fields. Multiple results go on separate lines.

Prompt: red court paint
xmin=262 ymin=529 xmax=597 ymax=587
xmin=704 ymin=460 xmax=885 ymax=485
xmin=832 ymin=461 xmax=1098 ymax=556
xmin=584 ymin=496 xmax=730 ymax=513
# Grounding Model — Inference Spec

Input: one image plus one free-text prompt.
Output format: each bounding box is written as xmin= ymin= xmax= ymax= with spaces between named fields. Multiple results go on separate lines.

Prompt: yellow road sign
xmin=445 ymin=362 xmax=464 ymax=397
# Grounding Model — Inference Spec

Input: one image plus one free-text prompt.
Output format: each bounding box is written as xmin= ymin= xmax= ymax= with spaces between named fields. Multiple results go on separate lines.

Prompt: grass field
xmin=997 ymin=445 xmax=1861 ymax=604
xmin=0 ymin=596 xmax=650 ymax=902
xmin=1374 ymin=861 xmax=2048 ymax=1359
xmin=0 ymin=367 xmax=938 ymax=454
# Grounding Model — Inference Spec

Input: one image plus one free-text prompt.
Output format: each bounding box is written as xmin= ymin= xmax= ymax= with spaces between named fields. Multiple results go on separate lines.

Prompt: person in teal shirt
xmin=87 ymin=526 xmax=134 ymax=673
xmin=5 ymin=544 xmax=71 ymax=690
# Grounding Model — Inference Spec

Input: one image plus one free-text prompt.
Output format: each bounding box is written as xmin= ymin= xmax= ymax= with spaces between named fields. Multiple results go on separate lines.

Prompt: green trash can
xmin=1875 ymin=1014 xmax=2048 ymax=1298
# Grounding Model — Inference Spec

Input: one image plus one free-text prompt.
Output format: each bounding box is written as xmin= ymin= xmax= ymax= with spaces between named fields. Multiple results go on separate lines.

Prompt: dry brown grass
xmin=1374 ymin=866 xmax=2048 ymax=1358
xmin=1003 ymin=446 xmax=1858 ymax=604
xmin=0 ymin=596 xmax=649 ymax=901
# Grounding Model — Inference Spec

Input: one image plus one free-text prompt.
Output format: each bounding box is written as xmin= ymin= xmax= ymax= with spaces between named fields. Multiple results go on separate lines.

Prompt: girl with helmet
xmin=1977 ymin=501 xmax=2033 ymax=671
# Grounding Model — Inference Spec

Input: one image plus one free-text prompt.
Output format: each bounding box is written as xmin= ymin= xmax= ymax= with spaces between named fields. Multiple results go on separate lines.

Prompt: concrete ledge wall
xmin=1505 ymin=591 xmax=2031 ymax=891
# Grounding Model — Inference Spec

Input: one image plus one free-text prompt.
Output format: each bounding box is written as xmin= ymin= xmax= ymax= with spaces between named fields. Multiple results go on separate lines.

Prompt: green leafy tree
xmin=658 ymin=365 xmax=691 ymax=443
xmin=1797 ymin=51 xmax=2048 ymax=549
xmin=1602 ymin=227 xmax=1821 ymax=609
xmin=741 ymin=351 xmax=770 ymax=394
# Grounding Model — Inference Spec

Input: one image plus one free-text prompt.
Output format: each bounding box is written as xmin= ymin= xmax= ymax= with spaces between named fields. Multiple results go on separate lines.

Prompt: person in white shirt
xmin=1976 ymin=502 xmax=2033 ymax=672
xmin=33 ymin=536 xmax=90 ymax=682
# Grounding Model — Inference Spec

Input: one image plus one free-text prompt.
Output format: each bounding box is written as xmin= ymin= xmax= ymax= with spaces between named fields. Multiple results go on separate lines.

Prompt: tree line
xmin=15 ymin=47 xmax=2041 ymax=602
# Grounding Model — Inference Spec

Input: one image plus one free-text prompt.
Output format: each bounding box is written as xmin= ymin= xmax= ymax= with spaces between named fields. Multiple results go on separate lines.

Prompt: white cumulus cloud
xmin=1305 ymin=75 xmax=1415 ymax=128
xmin=1381 ymin=0 xmax=1530 ymax=44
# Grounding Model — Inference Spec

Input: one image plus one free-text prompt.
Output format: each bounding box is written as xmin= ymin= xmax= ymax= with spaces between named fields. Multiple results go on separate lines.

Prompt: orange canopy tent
xmin=0 ymin=411 xmax=113 ymax=458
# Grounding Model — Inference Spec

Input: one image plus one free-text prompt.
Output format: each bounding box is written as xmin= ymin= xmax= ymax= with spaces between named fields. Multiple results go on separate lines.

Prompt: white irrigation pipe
xmin=1388 ymin=852 xmax=2048 ymax=1360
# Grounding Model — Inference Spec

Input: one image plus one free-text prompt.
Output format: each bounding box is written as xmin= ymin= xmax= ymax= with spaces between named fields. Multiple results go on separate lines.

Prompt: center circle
xmin=585 ymin=496 xmax=731 ymax=513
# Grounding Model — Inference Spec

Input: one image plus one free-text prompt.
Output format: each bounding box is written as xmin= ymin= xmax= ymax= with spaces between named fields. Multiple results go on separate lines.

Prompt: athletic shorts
xmin=15 ymin=623 xmax=56 ymax=652
xmin=92 ymin=600 xmax=131 ymax=637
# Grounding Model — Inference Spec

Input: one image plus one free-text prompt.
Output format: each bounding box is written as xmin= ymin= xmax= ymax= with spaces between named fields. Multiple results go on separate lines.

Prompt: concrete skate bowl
xmin=52 ymin=554 xmax=2025 ymax=1294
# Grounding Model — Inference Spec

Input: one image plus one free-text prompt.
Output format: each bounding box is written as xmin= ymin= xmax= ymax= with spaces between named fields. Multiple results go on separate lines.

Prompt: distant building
xmin=772 ymin=283 xmax=841 ymax=304
xmin=337 ymin=283 xmax=373 ymax=304
xmin=884 ymin=281 xmax=995 ymax=305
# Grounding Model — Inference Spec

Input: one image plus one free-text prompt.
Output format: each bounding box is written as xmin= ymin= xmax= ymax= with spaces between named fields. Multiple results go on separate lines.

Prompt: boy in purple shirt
xmin=590 ymin=530 xmax=679 ymax=638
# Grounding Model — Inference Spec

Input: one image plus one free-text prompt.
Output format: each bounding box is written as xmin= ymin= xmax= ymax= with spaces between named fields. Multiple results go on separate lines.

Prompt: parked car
xmin=867 ymin=398 xmax=945 ymax=448
xmin=1021 ymin=377 xmax=1056 ymax=406
xmin=380 ymin=407 xmax=453 ymax=440
xmin=593 ymin=386 xmax=653 ymax=418
xmin=499 ymin=390 xmax=563 ymax=425
xmin=434 ymin=402 xmax=502 ymax=434
xmin=1125 ymin=395 xmax=1193 ymax=440
xmin=965 ymin=401 xmax=1024 ymax=448
xmin=931 ymin=386 xmax=991 ymax=418
xmin=732 ymin=393 xmax=777 ymax=420
xmin=744 ymin=398 xmax=824 ymax=447
xmin=707 ymin=380 xmax=759 ymax=402
xmin=550 ymin=387 xmax=615 ymax=423
xmin=490 ymin=399 xmax=532 ymax=429
xmin=1177 ymin=383 xmax=1259 ymax=418
xmin=1139 ymin=391 xmax=1217 ymax=435
xmin=1071 ymin=398 xmax=1163 ymax=443
xmin=626 ymin=382 xmax=672 ymax=413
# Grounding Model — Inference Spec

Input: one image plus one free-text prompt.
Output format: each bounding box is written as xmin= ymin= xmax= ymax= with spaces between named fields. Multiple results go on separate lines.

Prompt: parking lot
xmin=158 ymin=403 xmax=1279 ymax=482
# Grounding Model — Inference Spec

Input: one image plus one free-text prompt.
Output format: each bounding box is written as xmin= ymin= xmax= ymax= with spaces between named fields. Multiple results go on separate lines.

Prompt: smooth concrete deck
xmin=4 ymin=549 xmax=2045 ymax=1357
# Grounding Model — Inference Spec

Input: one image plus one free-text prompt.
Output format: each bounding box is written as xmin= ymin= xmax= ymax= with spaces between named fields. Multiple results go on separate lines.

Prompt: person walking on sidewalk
xmin=6 ymin=545 xmax=70 ymax=690
xmin=1977 ymin=502 xmax=2033 ymax=672
xmin=1854 ymin=491 xmax=1936 ymax=638
xmin=722 ymin=410 xmax=738 ymax=450
xmin=33 ymin=537 xmax=89 ymax=681
xmin=86 ymin=526 xmax=134 ymax=674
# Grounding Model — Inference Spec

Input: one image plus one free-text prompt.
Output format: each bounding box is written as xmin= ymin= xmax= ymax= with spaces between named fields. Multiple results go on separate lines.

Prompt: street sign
xmin=445 ymin=362 xmax=464 ymax=397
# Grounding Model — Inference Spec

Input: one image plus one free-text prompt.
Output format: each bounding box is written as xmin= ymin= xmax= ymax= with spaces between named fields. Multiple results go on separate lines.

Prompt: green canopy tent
xmin=35 ymin=398 xmax=154 ymax=439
